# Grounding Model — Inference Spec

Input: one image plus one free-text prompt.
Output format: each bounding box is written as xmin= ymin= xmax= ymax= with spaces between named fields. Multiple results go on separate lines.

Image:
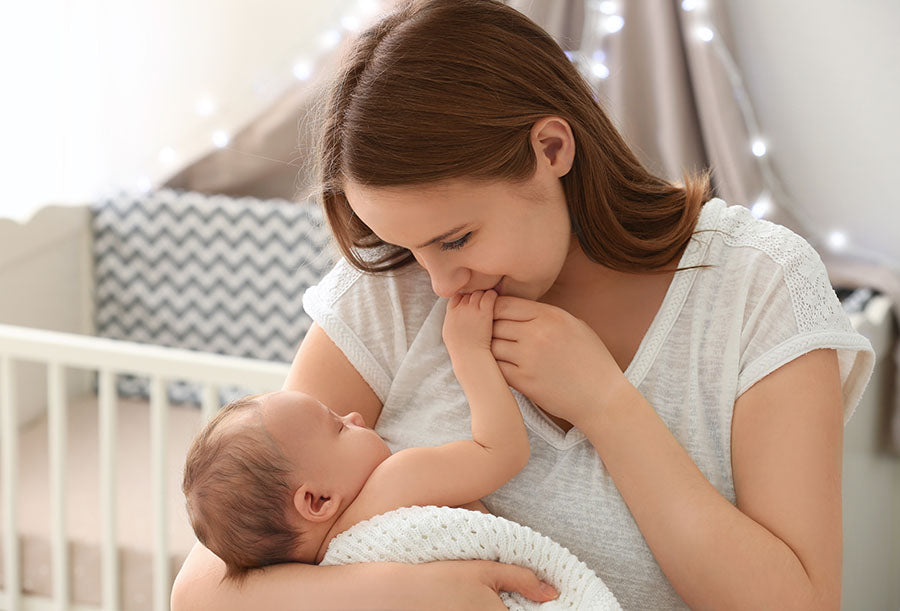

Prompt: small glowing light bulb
xmin=697 ymin=26 xmax=714 ymax=42
xmin=598 ymin=1 xmax=618 ymax=16
xmin=195 ymin=96 xmax=216 ymax=117
xmin=356 ymin=0 xmax=380 ymax=17
xmin=293 ymin=60 xmax=314 ymax=81
xmin=681 ymin=0 xmax=702 ymax=11
xmin=751 ymin=195 xmax=772 ymax=219
xmin=341 ymin=15 xmax=362 ymax=31
xmin=752 ymin=139 xmax=767 ymax=157
xmin=137 ymin=176 xmax=153 ymax=194
xmin=827 ymin=231 xmax=847 ymax=251
xmin=603 ymin=15 xmax=625 ymax=33
xmin=158 ymin=147 xmax=178 ymax=166
xmin=591 ymin=61 xmax=610 ymax=79
xmin=319 ymin=29 xmax=342 ymax=51
xmin=212 ymin=130 xmax=230 ymax=148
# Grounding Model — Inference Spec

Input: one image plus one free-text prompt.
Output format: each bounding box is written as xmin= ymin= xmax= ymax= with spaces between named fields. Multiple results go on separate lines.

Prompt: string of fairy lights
xmin=144 ymin=0 xmax=895 ymax=271
xmin=137 ymin=0 xmax=384 ymax=194
xmin=573 ymin=0 xmax=898 ymax=271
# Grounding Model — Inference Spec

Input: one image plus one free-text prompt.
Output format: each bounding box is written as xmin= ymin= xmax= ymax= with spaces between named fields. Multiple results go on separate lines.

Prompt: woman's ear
xmin=531 ymin=116 xmax=575 ymax=178
xmin=293 ymin=483 xmax=343 ymax=523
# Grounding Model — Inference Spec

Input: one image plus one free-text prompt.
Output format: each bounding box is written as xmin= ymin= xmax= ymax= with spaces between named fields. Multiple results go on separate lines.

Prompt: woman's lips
xmin=492 ymin=277 xmax=503 ymax=295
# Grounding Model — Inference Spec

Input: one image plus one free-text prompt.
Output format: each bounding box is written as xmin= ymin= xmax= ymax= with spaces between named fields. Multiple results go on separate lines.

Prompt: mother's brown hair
xmin=313 ymin=0 xmax=713 ymax=274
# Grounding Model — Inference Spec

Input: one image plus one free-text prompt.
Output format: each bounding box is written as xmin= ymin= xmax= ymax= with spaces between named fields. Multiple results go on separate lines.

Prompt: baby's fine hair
xmin=182 ymin=393 xmax=306 ymax=586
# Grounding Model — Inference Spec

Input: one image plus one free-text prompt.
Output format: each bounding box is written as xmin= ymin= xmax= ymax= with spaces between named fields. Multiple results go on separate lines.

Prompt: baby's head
xmin=182 ymin=390 xmax=391 ymax=584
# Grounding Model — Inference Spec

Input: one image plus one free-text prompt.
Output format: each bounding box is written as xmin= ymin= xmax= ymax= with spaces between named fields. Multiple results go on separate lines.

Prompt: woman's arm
xmin=172 ymin=322 xmax=558 ymax=610
xmin=281 ymin=323 xmax=383 ymax=425
xmin=582 ymin=348 xmax=843 ymax=610
xmin=171 ymin=539 xmax=555 ymax=611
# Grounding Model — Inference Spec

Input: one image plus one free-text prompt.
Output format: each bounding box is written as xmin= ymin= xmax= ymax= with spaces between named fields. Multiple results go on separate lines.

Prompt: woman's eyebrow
xmin=415 ymin=224 xmax=468 ymax=249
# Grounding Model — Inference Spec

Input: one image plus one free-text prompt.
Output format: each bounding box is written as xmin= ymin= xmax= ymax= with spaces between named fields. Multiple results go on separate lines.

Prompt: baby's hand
xmin=442 ymin=290 xmax=497 ymax=360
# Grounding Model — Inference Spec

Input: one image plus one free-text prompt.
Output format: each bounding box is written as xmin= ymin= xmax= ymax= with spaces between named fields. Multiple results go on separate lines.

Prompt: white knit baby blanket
xmin=320 ymin=505 xmax=621 ymax=610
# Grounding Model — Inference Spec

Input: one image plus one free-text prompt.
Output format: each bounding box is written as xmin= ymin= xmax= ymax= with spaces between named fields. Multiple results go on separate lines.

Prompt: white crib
xmin=0 ymin=196 xmax=324 ymax=611
xmin=0 ymin=325 xmax=288 ymax=611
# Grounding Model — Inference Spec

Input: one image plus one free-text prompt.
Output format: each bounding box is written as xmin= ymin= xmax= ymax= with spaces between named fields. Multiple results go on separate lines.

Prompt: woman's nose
xmin=427 ymin=261 xmax=470 ymax=299
xmin=413 ymin=250 xmax=470 ymax=298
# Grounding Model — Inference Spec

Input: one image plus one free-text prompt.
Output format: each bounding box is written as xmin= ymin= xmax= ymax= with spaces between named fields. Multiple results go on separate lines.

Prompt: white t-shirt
xmin=302 ymin=198 xmax=875 ymax=609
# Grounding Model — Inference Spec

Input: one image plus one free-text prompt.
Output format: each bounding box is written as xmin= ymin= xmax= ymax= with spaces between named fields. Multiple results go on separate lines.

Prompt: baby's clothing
xmin=303 ymin=198 xmax=875 ymax=609
xmin=319 ymin=505 xmax=621 ymax=610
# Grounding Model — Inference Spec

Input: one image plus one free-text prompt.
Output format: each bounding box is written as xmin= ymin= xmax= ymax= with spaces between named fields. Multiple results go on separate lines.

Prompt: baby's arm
xmin=442 ymin=290 xmax=530 ymax=473
xmin=348 ymin=290 xmax=527 ymax=517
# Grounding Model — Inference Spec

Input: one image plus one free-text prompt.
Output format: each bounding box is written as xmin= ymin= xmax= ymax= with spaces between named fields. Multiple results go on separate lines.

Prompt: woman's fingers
xmin=493 ymin=296 xmax=540 ymax=321
xmin=490 ymin=338 xmax=519 ymax=363
xmin=486 ymin=562 xmax=559 ymax=602
xmin=492 ymin=319 xmax=521 ymax=341
xmin=414 ymin=560 xmax=557 ymax=610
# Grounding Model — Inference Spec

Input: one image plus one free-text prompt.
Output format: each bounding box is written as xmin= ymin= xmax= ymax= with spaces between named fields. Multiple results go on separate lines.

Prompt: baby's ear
xmin=293 ymin=483 xmax=342 ymax=523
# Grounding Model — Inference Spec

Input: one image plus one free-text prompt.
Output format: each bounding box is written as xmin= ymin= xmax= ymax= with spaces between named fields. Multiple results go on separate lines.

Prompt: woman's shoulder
xmin=303 ymin=255 xmax=441 ymax=355
xmin=698 ymin=199 xmax=852 ymax=334
xmin=301 ymin=256 xmax=441 ymax=397
xmin=707 ymin=199 xmax=816 ymax=265
xmin=306 ymin=255 xmax=436 ymax=310
xmin=690 ymin=198 xmax=823 ymax=285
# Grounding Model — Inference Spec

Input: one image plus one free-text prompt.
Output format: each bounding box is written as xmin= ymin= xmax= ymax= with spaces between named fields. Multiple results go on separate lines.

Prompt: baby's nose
xmin=347 ymin=411 xmax=366 ymax=428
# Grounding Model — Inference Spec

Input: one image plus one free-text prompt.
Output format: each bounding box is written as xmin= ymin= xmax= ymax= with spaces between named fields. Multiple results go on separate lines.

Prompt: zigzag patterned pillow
xmin=92 ymin=188 xmax=335 ymax=406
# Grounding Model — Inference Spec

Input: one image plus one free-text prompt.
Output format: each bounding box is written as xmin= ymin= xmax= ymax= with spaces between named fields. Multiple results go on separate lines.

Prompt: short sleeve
xmin=301 ymin=257 xmax=436 ymax=404
xmin=736 ymin=232 xmax=875 ymax=425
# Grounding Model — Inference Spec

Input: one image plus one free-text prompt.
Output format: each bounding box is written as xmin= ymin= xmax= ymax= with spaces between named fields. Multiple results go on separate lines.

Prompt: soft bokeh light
xmin=212 ymin=130 xmax=230 ymax=148
xmin=591 ymin=61 xmax=611 ymax=79
xmin=603 ymin=15 xmax=625 ymax=34
xmin=195 ymin=96 xmax=217 ymax=117
xmin=751 ymin=194 xmax=772 ymax=219
xmin=751 ymin=138 xmax=767 ymax=157
xmin=827 ymin=231 xmax=848 ymax=252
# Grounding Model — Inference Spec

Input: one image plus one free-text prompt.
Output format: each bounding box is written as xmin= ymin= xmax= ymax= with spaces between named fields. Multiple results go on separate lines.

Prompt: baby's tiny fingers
xmin=481 ymin=289 xmax=498 ymax=311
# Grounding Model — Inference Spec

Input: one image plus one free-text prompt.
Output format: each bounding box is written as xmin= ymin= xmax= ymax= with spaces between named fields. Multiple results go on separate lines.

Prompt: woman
xmin=172 ymin=0 xmax=874 ymax=608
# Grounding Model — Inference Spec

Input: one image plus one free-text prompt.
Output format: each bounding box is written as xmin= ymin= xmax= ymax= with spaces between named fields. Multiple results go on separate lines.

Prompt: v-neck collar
xmin=520 ymin=198 xmax=725 ymax=450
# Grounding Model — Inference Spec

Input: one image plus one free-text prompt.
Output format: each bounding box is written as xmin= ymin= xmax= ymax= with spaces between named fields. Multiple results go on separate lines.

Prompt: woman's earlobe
xmin=532 ymin=117 xmax=575 ymax=176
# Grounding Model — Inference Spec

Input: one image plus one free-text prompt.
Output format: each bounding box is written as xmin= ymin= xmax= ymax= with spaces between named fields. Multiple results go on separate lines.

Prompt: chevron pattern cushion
xmin=92 ymin=189 xmax=335 ymax=405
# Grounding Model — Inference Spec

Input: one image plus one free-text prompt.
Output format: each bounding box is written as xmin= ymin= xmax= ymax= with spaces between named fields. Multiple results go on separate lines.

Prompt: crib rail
xmin=0 ymin=323 xmax=291 ymax=611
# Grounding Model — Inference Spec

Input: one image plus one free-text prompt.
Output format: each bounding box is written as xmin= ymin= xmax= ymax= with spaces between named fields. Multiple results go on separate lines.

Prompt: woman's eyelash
xmin=439 ymin=232 xmax=472 ymax=251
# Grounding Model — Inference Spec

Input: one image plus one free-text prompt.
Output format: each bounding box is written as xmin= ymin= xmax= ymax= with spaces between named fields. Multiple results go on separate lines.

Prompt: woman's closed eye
xmin=439 ymin=232 xmax=472 ymax=251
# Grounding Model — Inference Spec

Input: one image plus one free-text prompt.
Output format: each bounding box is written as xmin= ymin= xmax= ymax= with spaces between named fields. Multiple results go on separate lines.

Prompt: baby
xmin=182 ymin=290 xmax=530 ymax=585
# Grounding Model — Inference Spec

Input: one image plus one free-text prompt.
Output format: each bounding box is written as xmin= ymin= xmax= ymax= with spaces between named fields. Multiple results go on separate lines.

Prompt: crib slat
xmin=48 ymin=363 xmax=70 ymax=609
xmin=1 ymin=355 xmax=21 ymax=611
xmin=98 ymin=369 xmax=120 ymax=611
xmin=150 ymin=377 xmax=169 ymax=611
xmin=201 ymin=384 xmax=219 ymax=423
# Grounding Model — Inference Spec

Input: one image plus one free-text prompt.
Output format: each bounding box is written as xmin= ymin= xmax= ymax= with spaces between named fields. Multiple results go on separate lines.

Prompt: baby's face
xmin=260 ymin=391 xmax=392 ymax=502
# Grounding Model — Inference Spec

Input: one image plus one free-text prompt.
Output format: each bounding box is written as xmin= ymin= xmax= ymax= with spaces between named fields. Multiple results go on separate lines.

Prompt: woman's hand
xmin=408 ymin=560 xmax=559 ymax=610
xmin=490 ymin=295 xmax=631 ymax=429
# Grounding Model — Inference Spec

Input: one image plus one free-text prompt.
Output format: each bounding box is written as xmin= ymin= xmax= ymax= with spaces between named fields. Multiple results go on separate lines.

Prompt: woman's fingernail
xmin=540 ymin=582 xmax=558 ymax=597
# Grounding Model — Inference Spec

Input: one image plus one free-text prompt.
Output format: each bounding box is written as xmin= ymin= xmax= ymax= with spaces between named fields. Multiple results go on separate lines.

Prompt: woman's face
xmin=343 ymin=171 xmax=574 ymax=301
